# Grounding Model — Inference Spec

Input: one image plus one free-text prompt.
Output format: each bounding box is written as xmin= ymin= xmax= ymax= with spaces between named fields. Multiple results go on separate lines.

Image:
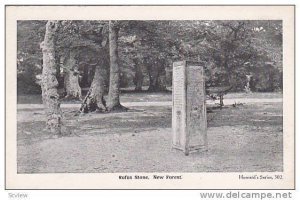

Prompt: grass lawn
xmin=17 ymin=92 xmax=283 ymax=173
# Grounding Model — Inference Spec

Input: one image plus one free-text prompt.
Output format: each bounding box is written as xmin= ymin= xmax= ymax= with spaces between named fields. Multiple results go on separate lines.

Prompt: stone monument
xmin=172 ymin=61 xmax=207 ymax=155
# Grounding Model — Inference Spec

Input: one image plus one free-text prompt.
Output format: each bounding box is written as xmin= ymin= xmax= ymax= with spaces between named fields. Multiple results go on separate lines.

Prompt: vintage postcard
xmin=5 ymin=5 xmax=295 ymax=189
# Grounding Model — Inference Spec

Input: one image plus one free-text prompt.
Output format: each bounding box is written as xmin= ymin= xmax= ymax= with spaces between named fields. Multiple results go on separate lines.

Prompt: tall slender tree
xmin=40 ymin=20 xmax=62 ymax=135
xmin=107 ymin=21 xmax=127 ymax=111
xmin=133 ymin=57 xmax=144 ymax=91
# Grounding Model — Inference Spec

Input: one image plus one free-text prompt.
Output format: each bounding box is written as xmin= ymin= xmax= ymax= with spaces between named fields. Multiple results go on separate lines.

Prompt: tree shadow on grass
xmin=207 ymin=103 xmax=283 ymax=128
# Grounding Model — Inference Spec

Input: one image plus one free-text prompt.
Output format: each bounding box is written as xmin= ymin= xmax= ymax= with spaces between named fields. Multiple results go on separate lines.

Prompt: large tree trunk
xmin=64 ymin=50 xmax=82 ymax=100
xmin=54 ymin=54 xmax=64 ymax=97
xmin=107 ymin=21 xmax=127 ymax=111
xmin=40 ymin=21 xmax=62 ymax=135
xmin=228 ymin=70 xmax=238 ymax=91
xmin=157 ymin=69 xmax=167 ymax=91
xmin=133 ymin=58 xmax=143 ymax=91
xmin=148 ymin=71 xmax=167 ymax=92
xmin=148 ymin=69 xmax=159 ymax=92
xmin=147 ymin=59 xmax=167 ymax=92
xmin=80 ymin=63 xmax=106 ymax=113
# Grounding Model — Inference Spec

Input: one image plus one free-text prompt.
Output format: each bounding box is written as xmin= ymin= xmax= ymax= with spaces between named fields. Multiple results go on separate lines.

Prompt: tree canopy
xmin=17 ymin=20 xmax=283 ymax=94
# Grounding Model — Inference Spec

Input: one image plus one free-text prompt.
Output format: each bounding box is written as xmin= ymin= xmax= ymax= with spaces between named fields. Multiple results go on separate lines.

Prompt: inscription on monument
xmin=186 ymin=66 xmax=207 ymax=147
xmin=172 ymin=64 xmax=186 ymax=148
xmin=173 ymin=66 xmax=185 ymax=109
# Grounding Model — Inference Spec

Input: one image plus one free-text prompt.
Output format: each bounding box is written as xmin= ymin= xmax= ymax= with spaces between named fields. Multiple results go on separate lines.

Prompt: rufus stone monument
xmin=172 ymin=61 xmax=207 ymax=155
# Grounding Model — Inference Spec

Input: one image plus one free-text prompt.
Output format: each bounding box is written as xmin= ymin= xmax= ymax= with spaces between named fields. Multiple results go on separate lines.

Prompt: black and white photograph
xmin=5 ymin=5 xmax=295 ymax=189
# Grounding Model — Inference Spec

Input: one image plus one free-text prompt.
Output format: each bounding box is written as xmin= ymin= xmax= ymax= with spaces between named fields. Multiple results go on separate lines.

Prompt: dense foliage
xmin=17 ymin=20 xmax=282 ymax=94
